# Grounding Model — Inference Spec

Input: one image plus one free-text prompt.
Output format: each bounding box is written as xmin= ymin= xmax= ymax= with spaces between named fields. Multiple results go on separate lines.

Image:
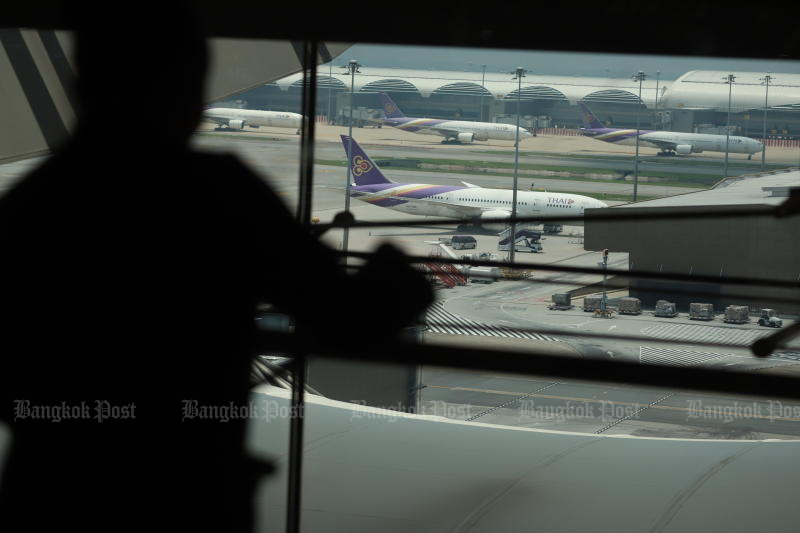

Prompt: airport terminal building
xmin=221 ymin=67 xmax=800 ymax=137
xmin=584 ymin=170 xmax=800 ymax=316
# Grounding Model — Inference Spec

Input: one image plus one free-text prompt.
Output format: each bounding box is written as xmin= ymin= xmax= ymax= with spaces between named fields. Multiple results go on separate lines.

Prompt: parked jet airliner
xmin=340 ymin=135 xmax=606 ymax=231
xmin=378 ymin=93 xmax=533 ymax=145
xmin=203 ymin=107 xmax=302 ymax=134
xmin=578 ymin=101 xmax=763 ymax=159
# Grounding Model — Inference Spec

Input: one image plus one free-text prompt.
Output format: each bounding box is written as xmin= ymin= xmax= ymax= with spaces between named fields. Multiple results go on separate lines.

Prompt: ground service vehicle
xmin=498 ymin=229 xmax=542 ymax=253
xmin=758 ymin=309 xmax=783 ymax=328
xmin=451 ymin=235 xmax=477 ymax=250
xmin=468 ymin=266 xmax=500 ymax=283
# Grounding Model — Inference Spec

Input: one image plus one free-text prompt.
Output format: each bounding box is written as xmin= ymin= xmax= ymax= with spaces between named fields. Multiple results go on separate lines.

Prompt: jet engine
xmin=228 ymin=119 xmax=246 ymax=130
xmin=457 ymin=132 xmax=475 ymax=143
xmin=675 ymin=144 xmax=694 ymax=155
xmin=478 ymin=209 xmax=511 ymax=232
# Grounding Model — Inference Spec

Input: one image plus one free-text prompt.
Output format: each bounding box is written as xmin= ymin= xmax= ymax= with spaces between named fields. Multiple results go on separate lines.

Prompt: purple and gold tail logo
xmin=384 ymin=102 xmax=397 ymax=115
xmin=352 ymin=155 xmax=373 ymax=177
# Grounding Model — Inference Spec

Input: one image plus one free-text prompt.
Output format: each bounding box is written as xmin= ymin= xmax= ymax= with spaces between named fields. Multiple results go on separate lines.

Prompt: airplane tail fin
xmin=340 ymin=135 xmax=394 ymax=186
xmin=577 ymin=100 xmax=606 ymax=129
xmin=379 ymin=92 xmax=406 ymax=119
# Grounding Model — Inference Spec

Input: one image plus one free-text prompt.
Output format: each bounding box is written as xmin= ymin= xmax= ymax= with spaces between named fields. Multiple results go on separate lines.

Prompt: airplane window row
xmin=456 ymin=198 xmax=530 ymax=206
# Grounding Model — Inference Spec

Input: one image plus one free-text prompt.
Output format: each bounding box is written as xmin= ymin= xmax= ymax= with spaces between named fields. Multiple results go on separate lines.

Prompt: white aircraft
xmin=203 ymin=107 xmax=302 ymax=134
xmin=379 ymin=93 xmax=533 ymax=145
xmin=341 ymin=135 xmax=606 ymax=231
xmin=579 ymin=101 xmax=764 ymax=158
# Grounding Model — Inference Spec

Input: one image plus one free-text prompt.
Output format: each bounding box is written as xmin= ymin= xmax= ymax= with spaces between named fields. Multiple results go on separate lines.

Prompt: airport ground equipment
xmin=593 ymin=307 xmax=614 ymax=318
xmin=689 ymin=302 xmax=715 ymax=321
xmin=654 ymin=300 xmax=678 ymax=317
xmin=723 ymin=305 xmax=750 ymax=324
xmin=618 ymin=297 xmax=642 ymax=315
xmin=462 ymin=252 xmax=501 ymax=263
xmin=451 ymin=235 xmax=477 ymax=250
xmin=548 ymin=293 xmax=573 ymax=310
xmin=425 ymin=262 xmax=468 ymax=288
xmin=543 ymin=224 xmax=563 ymax=234
xmin=498 ymin=229 xmax=542 ymax=253
xmin=758 ymin=309 xmax=783 ymax=328
xmin=468 ymin=266 xmax=501 ymax=284
xmin=583 ymin=295 xmax=603 ymax=312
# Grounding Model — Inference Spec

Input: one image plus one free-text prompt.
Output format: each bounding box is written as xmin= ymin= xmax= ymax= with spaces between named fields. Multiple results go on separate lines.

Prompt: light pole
xmin=480 ymin=64 xmax=487 ymax=121
xmin=327 ymin=62 xmax=333 ymax=124
xmin=509 ymin=66 xmax=526 ymax=265
xmin=632 ymin=71 xmax=647 ymax=203
xmin=723 ymin=74 xmax=736 ymax=179
xmin=342 ymin=59 xmax=360 ymax=261
xmin=760 ymin=73 xmax=773 ymax=171
xmin=654 ymin=70 xmax=661 ymax=111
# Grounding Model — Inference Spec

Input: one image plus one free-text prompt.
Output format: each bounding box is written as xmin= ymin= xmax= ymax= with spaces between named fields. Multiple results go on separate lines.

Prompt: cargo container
xmin=723 ymin=305 xmax=749 ymax=324
xmin=618 ymin=297 xmax=642 ymax=315
xmin=689 ymin=302 xmax=714 ymax=321
xmin=549 ymin=293 xmax=572 ymax=310
xmin=654 ymin=300 xmax=678 ymax=318
xmin=583 ymin=294 xmax=604 ymax=312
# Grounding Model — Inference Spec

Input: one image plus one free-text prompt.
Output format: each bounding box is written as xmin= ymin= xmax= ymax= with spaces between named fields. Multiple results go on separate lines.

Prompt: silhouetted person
xmin=0 ymin=8 xmax=432 ymax=532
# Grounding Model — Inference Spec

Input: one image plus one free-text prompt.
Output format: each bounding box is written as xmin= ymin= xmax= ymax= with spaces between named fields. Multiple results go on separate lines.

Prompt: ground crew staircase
xmin=425 ymin=262 xmax=468 ymax=288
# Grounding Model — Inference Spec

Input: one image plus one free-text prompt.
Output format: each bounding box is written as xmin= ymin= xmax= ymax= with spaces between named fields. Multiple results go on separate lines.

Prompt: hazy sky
xmin=335 ymin=44 xmax=799 ymax=80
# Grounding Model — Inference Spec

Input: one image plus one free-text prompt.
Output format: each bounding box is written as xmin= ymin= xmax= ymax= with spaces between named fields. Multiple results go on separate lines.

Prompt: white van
xmin=451 ymin=235 xmax=477 ymax=250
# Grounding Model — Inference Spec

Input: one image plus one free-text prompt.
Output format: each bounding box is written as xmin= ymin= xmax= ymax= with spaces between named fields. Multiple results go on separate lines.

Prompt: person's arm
xmin=227 ymin=157 xmax=433 ymax=346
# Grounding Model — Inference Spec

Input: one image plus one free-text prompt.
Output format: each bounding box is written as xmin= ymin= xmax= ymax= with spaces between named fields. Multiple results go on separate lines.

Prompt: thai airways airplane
xmin=203 ymin=108 xmax=302 ymax=134
xmin=578 ymin=101 xmax=763 ymax=159
xmin=378 ymin=93 xmax=533 ymax=145
xmin=340 ymin=135 xmax=606 ymax=231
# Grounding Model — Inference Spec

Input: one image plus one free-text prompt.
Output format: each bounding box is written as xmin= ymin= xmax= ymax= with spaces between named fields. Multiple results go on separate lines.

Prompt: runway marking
xmin=639 ymin=346 xmax=731 ymax=367
xmin=641 ymin=323 xmax=770 ymax=346
xmin=773 ymin=351 xmax=800 ymax=362
xmin=425 ymin=301 xmax=559 ymax=342
xmin=425 ymin=385 xmax=800 ymax=423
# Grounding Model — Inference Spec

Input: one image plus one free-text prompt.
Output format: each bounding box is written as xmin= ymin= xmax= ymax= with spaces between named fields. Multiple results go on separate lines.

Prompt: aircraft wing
xmin=402 ymin=196 xmax=488 ymax=218
xmin=338 ymin=187 xmax=493 ymax=219
xmin=426 ymin=126 xmax=462 ymax=138
xmin=203 ymin=113 xmax=230 ymax=126
xmin=640 ymin=135 xmax=677 ymax=151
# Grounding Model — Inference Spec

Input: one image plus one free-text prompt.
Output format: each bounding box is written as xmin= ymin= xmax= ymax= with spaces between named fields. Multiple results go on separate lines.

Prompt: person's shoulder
xmin=189 ymin=151 xmax=260 ymax=182
xmin=187 ymin=150 xmax=279 ymax=202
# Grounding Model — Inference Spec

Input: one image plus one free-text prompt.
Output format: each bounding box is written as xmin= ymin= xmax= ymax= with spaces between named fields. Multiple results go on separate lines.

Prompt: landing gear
xmin=441 ymin=139 xmax=462 ymax=145
xmin=748 ymin=154 xmax=753 ymax=160
xmin=656 ymin=150 xmax=676 ymax=157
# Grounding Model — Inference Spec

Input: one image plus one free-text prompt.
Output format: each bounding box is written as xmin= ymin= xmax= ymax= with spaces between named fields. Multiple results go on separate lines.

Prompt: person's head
xmin=72 ymin=4 xmax=208 ymax=147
